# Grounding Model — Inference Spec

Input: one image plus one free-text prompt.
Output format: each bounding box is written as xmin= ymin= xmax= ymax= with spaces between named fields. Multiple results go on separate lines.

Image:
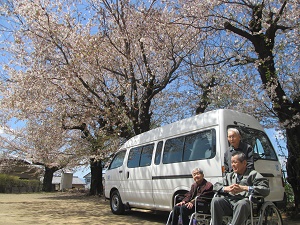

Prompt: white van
xmin=104 ymin=109 xmax=286 ymax=214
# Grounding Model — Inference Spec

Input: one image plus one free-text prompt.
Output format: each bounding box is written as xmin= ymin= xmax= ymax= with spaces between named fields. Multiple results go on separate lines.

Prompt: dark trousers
xmin=171 ymin=204 xmax=194 ymax=225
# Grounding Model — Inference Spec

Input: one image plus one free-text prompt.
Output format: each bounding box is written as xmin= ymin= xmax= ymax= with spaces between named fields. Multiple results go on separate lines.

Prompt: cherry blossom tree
xmin=173 ymin=0 xmax=299 ymax=209
xmin=0 ymin=116 xmax=85 ymax=191
xmin=0 ymin=0 xmax=205 ymax=194
xmin=2 ymin=0 xmax=298 ymax=207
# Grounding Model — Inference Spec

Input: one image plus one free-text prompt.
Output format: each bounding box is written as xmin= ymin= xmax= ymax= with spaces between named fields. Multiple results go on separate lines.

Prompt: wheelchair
xmin=215 ymin=193 xmax=283 ymax=225
xmin=166 ymin=193 xmax=283 ymax=225
xmin=166 ymin=194 xmax=212 ymax=225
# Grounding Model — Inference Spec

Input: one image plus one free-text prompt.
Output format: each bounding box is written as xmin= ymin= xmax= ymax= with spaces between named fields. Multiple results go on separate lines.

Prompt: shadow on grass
xmin=40 ymin=192 xmax=103 ymax=200
xmin=3 ymin=192 xmax=299 ymax=225
xmin=36 ymin=192 xmax=170 ymax=224
xmin=0 ymin=192 xmax=182 ymax=224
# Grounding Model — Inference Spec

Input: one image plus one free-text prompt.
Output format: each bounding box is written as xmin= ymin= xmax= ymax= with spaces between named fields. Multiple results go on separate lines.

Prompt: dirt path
xmin=0 ymin=192 xmax=299 ymax=225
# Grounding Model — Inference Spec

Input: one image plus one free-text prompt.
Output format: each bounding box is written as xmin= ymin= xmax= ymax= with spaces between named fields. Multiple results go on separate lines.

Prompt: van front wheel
xmin=110 ymin=190 xmax=125 ymax=215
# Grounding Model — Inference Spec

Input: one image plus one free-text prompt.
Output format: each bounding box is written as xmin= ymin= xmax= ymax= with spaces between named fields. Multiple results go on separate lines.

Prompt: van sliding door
xmin=123 ymin=144 xmax=154 ymax=207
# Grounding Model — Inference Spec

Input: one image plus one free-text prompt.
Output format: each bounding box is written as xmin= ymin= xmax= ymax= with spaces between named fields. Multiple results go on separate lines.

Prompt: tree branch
xmin=224 ymin=21 xmax=253 ymax=42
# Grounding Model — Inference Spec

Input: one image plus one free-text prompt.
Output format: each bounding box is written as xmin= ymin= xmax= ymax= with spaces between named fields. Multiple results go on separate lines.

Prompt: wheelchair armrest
xmin=214 ymin=192 xmax=264 ymax=203
xmin=249 ymin=194 xmax=264 ymax=204
xmin=193 ymin=195 xmax=213 ymax=214
xmin=213 ymin=191 xmax=230 ymax=197
xmin=195 ymin=194 xmax=214 ymax=202
xmin=249 ymin=195 xmax=265 ymax=219
xmin=173 ymin=193 xmax=187 ymax=206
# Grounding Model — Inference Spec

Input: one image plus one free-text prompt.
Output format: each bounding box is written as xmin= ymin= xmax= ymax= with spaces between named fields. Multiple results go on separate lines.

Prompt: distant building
xmin=0 ymin=156 xmax=42 ymax=180
xmin=52 ymin=175 xmax=86 ymax=191
xmin=83 ymin=172 xmax=91 ymax=189
xmin=83 ymin=169 xmax=106 ymax=189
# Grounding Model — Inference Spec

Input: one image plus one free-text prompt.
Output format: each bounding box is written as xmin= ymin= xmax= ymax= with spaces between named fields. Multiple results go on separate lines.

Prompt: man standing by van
xmin=171 ymin=167 xmax=213 ymax=225
xmin=224 ymin=128 xmax=254 ymax=172
xmin=211 ymin=151 xmax=270 ymax=225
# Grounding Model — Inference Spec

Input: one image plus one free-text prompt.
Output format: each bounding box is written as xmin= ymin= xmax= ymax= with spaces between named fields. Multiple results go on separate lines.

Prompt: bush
xmin=28 ymin=179 xmax=42 ymax=192
xmin=285 ymin=182 xmax=294 ymax=204
xmin=0 ymin=173 xmax=41 ymax=193
xmin=0 ymin=174 xmax=19 ymax=193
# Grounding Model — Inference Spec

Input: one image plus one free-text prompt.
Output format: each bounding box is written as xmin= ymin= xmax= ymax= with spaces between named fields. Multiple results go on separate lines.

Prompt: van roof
xmin=121 ymin=109 xmax=263 ymax=149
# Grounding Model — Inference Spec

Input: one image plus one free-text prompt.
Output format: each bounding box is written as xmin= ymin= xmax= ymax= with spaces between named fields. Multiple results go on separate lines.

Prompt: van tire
xmin=110 ymin=190 xmax=125 ymax=215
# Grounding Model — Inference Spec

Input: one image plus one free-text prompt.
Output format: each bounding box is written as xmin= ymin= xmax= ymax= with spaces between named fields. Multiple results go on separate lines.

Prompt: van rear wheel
xmin=110 ymin=190 xmax=125 ymax=215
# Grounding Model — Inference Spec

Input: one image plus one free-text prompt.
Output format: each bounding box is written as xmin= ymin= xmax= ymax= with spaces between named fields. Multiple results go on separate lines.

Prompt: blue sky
xmin=74 ymin=166 xmax=90 ymax=178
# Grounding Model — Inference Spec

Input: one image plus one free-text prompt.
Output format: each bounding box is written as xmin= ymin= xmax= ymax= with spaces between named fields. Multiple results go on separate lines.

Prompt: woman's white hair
xmin=192 ymin=167 xmax=203 ymax=174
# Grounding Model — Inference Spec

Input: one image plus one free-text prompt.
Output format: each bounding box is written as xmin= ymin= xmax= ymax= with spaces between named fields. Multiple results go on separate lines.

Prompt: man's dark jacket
xmin=224 ymin=141 xmax=254 ymax=172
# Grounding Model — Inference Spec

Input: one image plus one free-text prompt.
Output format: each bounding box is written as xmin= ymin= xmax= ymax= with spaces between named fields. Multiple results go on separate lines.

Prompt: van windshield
xmin=109 ymin=150 xmax=126 ymax=169
xmin=228 ymin=126 xmax=278 ymax=161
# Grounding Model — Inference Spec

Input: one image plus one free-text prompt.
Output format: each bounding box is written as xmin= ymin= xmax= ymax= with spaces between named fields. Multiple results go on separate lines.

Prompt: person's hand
xmin=223 ymin=184 xmax=235 ymax=193
xmin=185 ymin=202 xmax=194 ymax=209
xmin=176 ymin=201 xmax=185 ymax=206
xmin=224 ymin=184 xmax=247 ymax=195
xmin=232 ymin=184 xmax=243 ymax=194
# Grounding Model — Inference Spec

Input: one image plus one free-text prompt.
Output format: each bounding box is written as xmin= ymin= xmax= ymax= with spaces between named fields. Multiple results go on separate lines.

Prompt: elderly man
xmin=224 ymin=128 xmax=254 ymax=172
xmin=171 ymin=167 xmax=213 ymax=225
xmin=211 ymin=151 xmax=270 ymax=225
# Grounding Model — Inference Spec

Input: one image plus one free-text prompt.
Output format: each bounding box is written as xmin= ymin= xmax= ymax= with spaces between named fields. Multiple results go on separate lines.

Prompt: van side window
xmin=163 ymin=136 xmax=185 ymax=163
xmin=154 ymin=141 xmax=163 ymax=165
xmin=109 ymin=150 xmax=126 ymax=169
xmin=127 ymin=146 xmax=142 ymax=168
xmin=185 ymin=133 xmax=211 ymax=161
xmin=127 ymin=144 xmax=154 ymax=168
xmin=163 ymin=129 xmax=216 ymax=164
xmin=186 ymin=130 xmax=216 ymax=161
xmin=140 ymin=144 xmax=154 ymax=167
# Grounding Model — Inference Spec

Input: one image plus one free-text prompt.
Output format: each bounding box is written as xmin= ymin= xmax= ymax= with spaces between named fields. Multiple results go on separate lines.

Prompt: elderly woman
xmin=171 ymin=167 xmax=213 ymax=225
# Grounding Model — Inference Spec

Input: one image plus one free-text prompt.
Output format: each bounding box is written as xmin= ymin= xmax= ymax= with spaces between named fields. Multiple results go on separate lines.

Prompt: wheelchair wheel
xmin=259 ymin=202 xmax=282 ymax=225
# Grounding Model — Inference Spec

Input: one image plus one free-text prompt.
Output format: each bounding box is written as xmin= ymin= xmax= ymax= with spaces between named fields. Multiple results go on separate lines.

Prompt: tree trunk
xmin=223 ymin=2 xmax=300 ymax=210
xmin=89 ymin=158 xmax=103 ymax=196
xmin=42 ymin=166 xmax=57 ymax=192
xmin=286 ymin=125 xmax=300 ymax=210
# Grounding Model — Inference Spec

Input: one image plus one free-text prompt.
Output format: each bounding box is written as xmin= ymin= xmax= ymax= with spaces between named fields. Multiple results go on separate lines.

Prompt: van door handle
xmin=127 ymin=171 xmax=129 ymax=179
xmin=119 ymin=170 xmax=123 ymax=173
